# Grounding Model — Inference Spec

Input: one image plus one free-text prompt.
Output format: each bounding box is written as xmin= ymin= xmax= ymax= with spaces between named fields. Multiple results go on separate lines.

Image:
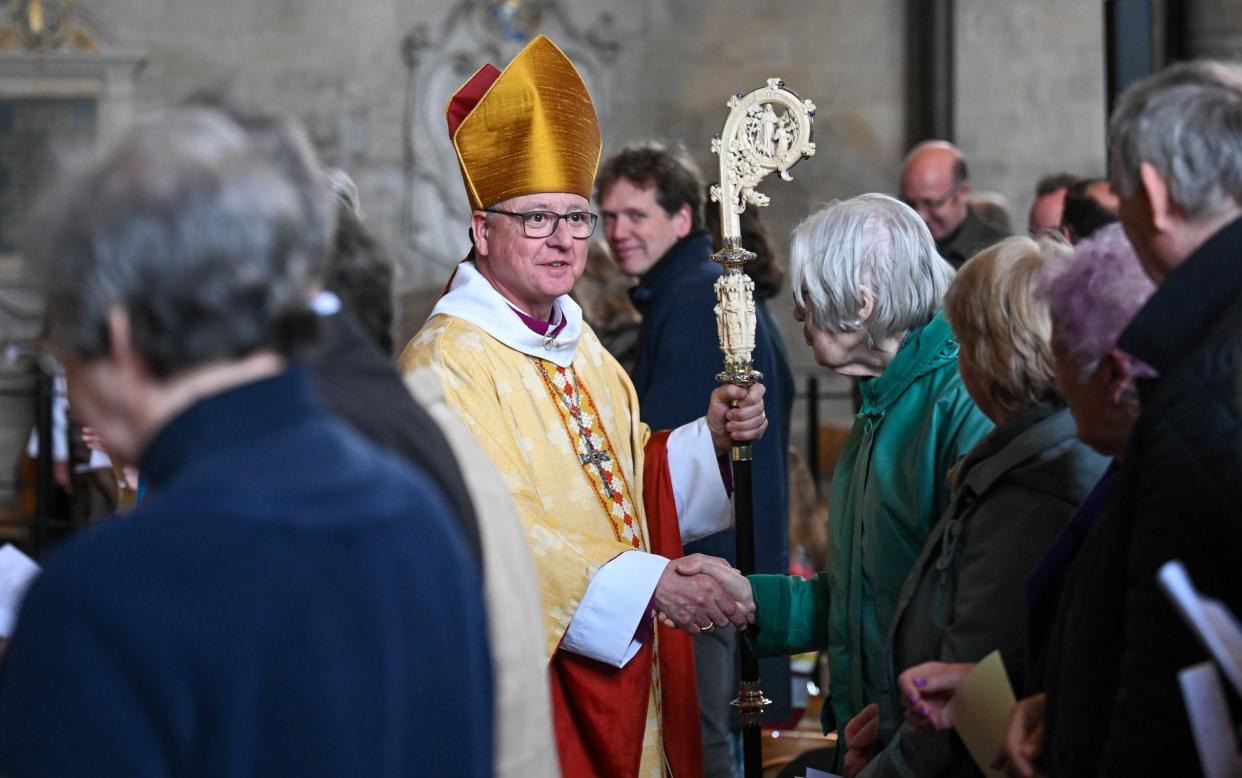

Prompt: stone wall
xmin=0 ymin=0 xmax=1116 ymax=497
xmin=956 ymin=0 xmax=1108 ymax=233
xmin=1186 ymin=0 xmax=1242 ymax=58
xmin=80 ymin=0 xmax=920 ymax=431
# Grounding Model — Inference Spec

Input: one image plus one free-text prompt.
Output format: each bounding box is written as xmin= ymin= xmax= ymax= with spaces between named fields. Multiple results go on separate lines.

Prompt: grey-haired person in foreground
xmin=0 ymin=106 xmax=493 ymax=777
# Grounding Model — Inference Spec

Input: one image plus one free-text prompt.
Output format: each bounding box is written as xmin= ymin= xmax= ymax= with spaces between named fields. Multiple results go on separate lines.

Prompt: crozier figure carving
xmin=714 ymin=272 xmax=757 ymax=367
xmin=710 ymin=77 xmax=815 ymax=384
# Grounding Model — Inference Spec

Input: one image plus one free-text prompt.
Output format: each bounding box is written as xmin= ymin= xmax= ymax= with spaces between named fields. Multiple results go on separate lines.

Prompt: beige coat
xmin=404 ymin=367 xmax=560 ymax=778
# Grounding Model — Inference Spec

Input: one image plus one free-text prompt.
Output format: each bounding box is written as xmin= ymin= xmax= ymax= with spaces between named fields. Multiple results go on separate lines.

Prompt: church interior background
xmin=0 ymin=0 xmax=1236 ymax=536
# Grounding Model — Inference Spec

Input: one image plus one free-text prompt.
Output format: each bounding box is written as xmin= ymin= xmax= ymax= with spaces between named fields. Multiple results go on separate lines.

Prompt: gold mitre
xmin=446 ymin=35 xmax=602 ymax=211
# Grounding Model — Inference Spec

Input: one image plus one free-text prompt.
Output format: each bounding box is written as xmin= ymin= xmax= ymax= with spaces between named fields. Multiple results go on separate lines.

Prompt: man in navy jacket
xmin=598 ymin=142 xmax=790 ymax=776
xmin=0 ymin=107 xmax=492 ymax=777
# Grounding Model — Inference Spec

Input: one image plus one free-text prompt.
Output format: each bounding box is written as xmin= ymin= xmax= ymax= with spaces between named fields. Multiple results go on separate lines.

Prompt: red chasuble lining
xmin=551 ymin=643 xmax=654 ymax=777
xmin=548 ymin=429 xmax=704 ymax=778
xmin=642 ymin=430 xmax=705 ymax=778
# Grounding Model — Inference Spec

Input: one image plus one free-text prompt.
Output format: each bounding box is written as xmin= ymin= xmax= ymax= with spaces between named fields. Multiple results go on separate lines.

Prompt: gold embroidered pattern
xmin=535 ymin=359 xmax=645 ymax=550
xmin=534 ymin=359 xmax=664 ymax=765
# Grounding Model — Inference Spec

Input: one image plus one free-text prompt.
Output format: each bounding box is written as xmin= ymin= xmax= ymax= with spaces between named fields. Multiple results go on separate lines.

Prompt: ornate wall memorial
xmin=399 ymin=0 xmax=620 ymax=283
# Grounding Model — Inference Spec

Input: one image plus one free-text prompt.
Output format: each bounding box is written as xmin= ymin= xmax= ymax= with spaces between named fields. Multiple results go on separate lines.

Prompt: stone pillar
xmin=954 ymin=0 xmax=1108 ymax=231
xmin=906 ymin=0 xmax=955 ymax=146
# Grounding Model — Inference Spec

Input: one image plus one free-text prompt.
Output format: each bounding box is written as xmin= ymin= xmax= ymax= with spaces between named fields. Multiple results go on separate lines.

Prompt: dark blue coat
xmin=631 ymin=230 xmax=791 ymax=715
xmin=307 ymin=309 xmax=482 ymax=564
xmin=0 ymin=368 xmax=492 ymax=778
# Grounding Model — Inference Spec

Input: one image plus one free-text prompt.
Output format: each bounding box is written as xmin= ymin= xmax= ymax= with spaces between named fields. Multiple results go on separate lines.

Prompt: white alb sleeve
xmin=560 ymin=550 xmax=668 ymax=668
xmin=668 ymin=417 xmax=732 ymax=544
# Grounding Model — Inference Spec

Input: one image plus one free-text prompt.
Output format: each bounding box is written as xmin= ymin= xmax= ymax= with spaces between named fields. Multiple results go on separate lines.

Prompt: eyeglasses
xmin=483 ymin=208 xmax=599 ymax=239
xmin=900 ymin=181 xmax=960 ymax=212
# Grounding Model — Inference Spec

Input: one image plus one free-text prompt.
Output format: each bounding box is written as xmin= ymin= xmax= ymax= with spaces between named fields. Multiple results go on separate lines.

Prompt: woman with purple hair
xmin=895 ymin=223 xmax=1156 ymax=774
xmin=1041 ymin=223 xmax=1158 ymax=463
xmin=1022 ymin=222 xmax=1157 ymax=688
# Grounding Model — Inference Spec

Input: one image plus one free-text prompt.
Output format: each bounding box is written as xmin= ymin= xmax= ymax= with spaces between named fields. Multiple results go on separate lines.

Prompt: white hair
xmin=790 ymin=194 xmax=955 ymax=342
xmin=28 ymin=106 xmax=329 ymax=377
xmin=1109 ymin=60 xmax=1242 ymax=220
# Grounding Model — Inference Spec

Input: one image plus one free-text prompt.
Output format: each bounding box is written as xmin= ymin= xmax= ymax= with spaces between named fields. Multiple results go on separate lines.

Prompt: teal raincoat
xmin=749 ymin=311 xmax=992 ymax=737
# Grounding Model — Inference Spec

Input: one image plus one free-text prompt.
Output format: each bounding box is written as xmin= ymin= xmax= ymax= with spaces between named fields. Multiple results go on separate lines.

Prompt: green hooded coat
xmin=749 ymin=311 xmax=992 ymax=737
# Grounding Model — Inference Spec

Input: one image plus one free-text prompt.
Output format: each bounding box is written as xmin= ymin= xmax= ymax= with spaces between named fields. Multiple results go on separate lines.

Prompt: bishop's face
xmin=473 ymin=192 xmax=590 ymax=319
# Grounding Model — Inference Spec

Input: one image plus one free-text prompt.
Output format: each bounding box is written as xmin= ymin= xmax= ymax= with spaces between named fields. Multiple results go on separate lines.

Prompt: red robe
xmin=550 ymin=430 xmax=704 ymax=777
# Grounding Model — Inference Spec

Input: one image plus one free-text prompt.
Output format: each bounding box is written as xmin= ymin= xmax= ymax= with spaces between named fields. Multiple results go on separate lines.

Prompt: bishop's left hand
xmin=652 ymin=554 xmax=751 ymax=634
xmin=706 ymin=383 xmax=767 ymax=455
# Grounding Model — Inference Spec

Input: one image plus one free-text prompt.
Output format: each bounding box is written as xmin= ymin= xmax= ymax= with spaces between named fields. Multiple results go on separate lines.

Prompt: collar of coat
xmin=857 ymin=310 xmax=960 ymax=416
xmin=140 ymin=368 xmax=316 ymax=489
xmin=629 ymin=230 xmax=715 ymax=311
xmin=947 ymin=402 xmax=1086 ymax=498
xmin=936 ymin=208 xmax=1007 ymax=265
xmin=430 ymin=259 xmax=584 ymax=368
xmin=1119 ymin=214 xmax=1242 ymax=378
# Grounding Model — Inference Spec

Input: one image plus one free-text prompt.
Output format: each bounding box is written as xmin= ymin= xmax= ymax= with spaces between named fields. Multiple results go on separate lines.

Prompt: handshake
xmin=652 ymin=554 xmax=756 ymax=635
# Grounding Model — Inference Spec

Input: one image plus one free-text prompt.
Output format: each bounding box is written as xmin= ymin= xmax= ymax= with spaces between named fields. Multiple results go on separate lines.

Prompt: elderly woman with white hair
xmin=728 ymin=194 xmax=993 ymax=768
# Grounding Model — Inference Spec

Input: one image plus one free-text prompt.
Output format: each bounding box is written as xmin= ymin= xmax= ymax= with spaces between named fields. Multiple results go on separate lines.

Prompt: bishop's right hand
xmin=652 ymin=553 xmax=755 ymax=635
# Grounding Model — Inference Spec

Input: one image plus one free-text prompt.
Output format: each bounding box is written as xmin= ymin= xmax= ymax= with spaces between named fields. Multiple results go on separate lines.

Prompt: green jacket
xmin=859 ymin=404 xmax=1108 ymax=778
xmin=749 ymin=312 xmax=992 ymax=736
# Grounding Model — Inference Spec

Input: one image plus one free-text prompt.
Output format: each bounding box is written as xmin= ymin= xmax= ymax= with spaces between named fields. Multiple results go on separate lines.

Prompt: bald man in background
xmin=899 ymin=140 xmax=1008 ymax=267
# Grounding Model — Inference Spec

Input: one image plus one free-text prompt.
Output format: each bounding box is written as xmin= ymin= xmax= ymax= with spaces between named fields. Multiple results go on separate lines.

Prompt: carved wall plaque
xmin=0 ymin=96 xmax=94 ymax=252
xmin=400 ymin=0 xmax=618 ymax=286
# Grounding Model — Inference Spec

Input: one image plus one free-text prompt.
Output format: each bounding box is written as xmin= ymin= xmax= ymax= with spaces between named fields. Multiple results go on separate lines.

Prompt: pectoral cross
xmin=579 ymin=449 xmax=611 ymax=466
